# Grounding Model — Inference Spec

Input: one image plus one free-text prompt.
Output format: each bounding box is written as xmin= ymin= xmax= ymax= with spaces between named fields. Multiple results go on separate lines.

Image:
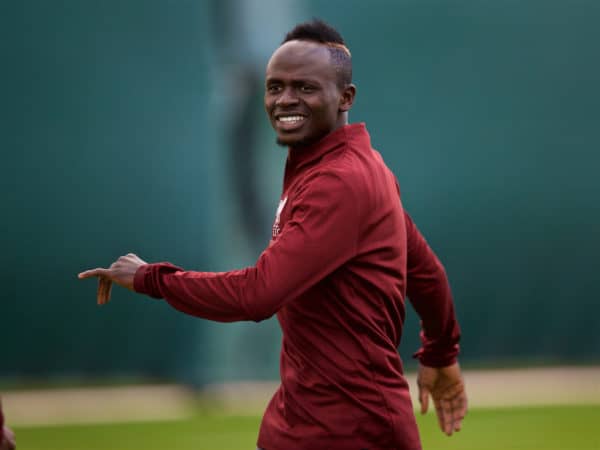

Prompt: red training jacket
xmin=134 ymin=123 xmax=460 ymax=450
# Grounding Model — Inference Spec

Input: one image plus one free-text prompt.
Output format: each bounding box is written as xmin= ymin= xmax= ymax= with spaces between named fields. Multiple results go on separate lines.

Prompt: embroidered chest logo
xmin=272 ymin=196 xmax=288 ymax=238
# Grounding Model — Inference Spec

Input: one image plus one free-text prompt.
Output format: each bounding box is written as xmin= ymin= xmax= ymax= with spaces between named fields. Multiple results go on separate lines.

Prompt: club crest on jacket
xmin=272 ymin=196 xmax=288 ymax=238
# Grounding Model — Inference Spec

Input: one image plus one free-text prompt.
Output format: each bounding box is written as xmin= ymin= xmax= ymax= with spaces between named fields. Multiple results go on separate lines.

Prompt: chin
xmin=276 ymin=134 xmax=317 ymax=149
xmin=277 ymin=137 xmax=296 ymax=147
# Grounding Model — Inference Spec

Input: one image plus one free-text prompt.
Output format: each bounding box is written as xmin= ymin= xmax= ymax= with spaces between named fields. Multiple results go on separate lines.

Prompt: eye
xmin=300 ymin=84 xmax=316 ymax=93
xmin=267 ymin=84 xmax=282 ymax=94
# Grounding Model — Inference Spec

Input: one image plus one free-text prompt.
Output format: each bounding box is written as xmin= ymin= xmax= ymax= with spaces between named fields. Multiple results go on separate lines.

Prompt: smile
xmin=275 ymin=114 xmax=307 ymax=132
xmin=277 ymin=115 xmax=306 ymax=124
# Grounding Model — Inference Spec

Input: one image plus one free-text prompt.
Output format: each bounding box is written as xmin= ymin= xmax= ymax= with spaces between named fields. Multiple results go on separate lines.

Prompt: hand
xmin=417 ymin=362 xmax=467 ymax=436
xmin=78 ymin=253 xmax=148 ymax=305
xmin=0 ymin=426 xmax=16 ymax=450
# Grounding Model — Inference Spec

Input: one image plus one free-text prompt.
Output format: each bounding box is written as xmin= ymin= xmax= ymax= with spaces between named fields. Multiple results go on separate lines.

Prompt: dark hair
xmin=282 ymin=19 xmax=352 ymax=88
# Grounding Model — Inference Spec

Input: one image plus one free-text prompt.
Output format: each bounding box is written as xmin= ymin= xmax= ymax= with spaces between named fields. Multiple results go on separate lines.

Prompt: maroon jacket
xmin=135 ymin=123 xmax=460 ymax=450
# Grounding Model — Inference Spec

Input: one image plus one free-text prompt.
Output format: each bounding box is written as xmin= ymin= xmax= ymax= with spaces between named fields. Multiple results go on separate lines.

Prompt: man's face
xmin=264 ymin=40 xmax=351 ymax=148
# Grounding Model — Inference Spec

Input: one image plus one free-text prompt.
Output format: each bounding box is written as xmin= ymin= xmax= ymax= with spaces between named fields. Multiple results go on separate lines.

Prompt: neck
xmin=288 ymin=114 xmax=350 ymax=151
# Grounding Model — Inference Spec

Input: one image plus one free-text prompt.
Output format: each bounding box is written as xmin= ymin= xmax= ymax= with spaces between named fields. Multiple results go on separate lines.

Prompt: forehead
xmin=266 ymin=40 xmax=337 ymax=83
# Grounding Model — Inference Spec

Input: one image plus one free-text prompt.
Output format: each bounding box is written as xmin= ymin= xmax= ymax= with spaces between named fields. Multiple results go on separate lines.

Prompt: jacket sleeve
xmin=404 ymin=211 xmax=461 ymax=367
xmin=134 ymin=172 xmax=359 ymax=322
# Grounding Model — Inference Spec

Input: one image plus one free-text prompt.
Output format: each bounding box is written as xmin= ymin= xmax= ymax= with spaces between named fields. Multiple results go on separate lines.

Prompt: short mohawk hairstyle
xmin=282 ymin=18 xmax=352 ymax=87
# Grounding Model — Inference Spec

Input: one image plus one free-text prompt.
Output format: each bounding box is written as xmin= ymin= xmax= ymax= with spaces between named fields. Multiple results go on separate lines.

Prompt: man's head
xmin=265 ymin=19 xmax=356 ymax=149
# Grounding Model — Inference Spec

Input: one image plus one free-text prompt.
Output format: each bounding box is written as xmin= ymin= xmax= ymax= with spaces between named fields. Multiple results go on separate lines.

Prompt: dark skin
xmin=78 ymin=39 xmax=467 ymax=436
xmin=265 ymin=40 xmax=355 ymax=148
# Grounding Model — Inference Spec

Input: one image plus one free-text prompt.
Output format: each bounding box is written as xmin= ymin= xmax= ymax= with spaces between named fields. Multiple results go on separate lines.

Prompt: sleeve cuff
xmin=413 ymin=345 xmax=459 ymax=368
xmin=133 ymin=264 xmax=153 ymax=296
xmin=133 ymin=262 xmax=184 ymax=299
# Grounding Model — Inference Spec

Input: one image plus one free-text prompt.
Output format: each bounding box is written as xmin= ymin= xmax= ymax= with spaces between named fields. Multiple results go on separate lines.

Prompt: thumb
xmin=419 ymin=384 xmax=430 ymax=414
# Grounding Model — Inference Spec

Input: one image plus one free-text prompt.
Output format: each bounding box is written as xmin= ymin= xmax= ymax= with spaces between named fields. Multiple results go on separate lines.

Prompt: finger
xmin=99 ymin=277 xmax=113 ymax=305
xmin=103 ymin=278 xmax=113 ymax=304
xmin=441 ymin=382 xmax=467 ymax=433
xmin=434 ymin=398 xmax=453 ymax=436
xmin=433 ymin=399 xmax=445 ymax=432
xmin=419 ymin=386 xmax=430 ymax=414
xmin=451 ymin=392 xmax=468 ymax=432
xmin=441 ymin=398 xmax=454 ymax=435
xmin=78 ymin=268 xmax=110 ymax=279
xmin=97 ymin=277 xmax=105 ymax=304
xmin=97 ymin=276 xmax=108 ymax=304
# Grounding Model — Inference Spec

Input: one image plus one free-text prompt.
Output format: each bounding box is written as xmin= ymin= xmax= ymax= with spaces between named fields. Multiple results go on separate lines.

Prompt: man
xmin=79 ymin=19 xmax=467 ymax=450
xmin=0 ymin=399 xmax=16 ymax=450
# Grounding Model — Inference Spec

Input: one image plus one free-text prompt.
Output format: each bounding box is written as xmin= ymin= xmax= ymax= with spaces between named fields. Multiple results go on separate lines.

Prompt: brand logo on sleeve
xmin=272 ymin=196 xmax=288 ymax=238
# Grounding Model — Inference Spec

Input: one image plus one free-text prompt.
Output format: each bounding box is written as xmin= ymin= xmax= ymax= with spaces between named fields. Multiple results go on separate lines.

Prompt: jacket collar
xmin=287 ymin=123 xmax=370 ymax=170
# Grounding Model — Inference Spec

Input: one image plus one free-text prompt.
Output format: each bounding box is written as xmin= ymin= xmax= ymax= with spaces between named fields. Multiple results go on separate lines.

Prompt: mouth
xmin=274 ymin=114 xmax=307 ymax=131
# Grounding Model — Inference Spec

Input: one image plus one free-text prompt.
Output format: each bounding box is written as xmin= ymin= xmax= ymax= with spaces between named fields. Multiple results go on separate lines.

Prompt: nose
xmin=275 ymin=87 xmax=299 ymax=107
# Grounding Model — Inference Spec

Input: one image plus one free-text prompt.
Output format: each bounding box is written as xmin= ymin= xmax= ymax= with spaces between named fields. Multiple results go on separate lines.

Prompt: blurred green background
xmin=13 ymin=405 xmax=600 ymax=450
xmin=1 ymin=0 xmax=599 ymax=389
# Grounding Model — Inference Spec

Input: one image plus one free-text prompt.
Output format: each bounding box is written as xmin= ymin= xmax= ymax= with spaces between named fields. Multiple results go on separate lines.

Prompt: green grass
xmin=13 ymin=405 xmax=600 ymax=450
xmin=418 ymin=405 xmax=600 ymax=450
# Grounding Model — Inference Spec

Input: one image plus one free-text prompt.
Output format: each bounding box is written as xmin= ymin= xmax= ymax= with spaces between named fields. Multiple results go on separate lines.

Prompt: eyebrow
xmin=265 ymin=77 xmax=324 ymax=86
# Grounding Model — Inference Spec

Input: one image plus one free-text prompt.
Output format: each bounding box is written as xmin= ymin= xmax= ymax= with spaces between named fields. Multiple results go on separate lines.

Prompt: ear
xmin=339 ymin=84 xmax=356 ymax=112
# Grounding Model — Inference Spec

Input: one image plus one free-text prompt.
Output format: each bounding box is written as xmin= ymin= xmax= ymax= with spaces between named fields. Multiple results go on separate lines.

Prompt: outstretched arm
xmin=404 ymin=211 xmax=467 ymax=435
xmin=79 ymin=172 xmax=360 ymax=323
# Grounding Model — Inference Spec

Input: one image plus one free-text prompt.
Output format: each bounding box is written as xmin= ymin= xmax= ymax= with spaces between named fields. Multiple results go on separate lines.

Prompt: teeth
xmin=278 ymin=116 xmax=304 ymax=123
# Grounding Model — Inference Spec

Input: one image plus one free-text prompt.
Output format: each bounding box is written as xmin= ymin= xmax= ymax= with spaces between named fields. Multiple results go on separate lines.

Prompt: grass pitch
xmin=13 ymin=404 xmax=600 ymax=450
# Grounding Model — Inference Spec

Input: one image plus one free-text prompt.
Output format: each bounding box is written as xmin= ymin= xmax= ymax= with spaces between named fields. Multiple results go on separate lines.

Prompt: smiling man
xmin=79 ymin=19 xmax=467 ymax=450
xmin=265 ymin=36 xmax=354 ymax=148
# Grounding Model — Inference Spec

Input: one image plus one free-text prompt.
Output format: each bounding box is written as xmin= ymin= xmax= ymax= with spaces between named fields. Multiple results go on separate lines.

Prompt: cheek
xmin=316 ymin=99 xmax=341 ymax=127
xmin=264 ymin=96 xmax=272 ymax=113
xmin=323 ymin=91 xmax=341 ymax=115
xmin=311 ymin=95 xmax=338 ymax=119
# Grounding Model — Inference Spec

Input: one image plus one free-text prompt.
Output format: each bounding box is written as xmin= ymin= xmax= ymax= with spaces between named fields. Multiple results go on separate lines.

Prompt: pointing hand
xmin=78 ymin=253 xmax=148 ymax=304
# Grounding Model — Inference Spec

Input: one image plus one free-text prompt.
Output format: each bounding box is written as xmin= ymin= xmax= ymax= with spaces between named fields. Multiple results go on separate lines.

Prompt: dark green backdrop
xmin=2 ymin=0 xmax=598 ymax=385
